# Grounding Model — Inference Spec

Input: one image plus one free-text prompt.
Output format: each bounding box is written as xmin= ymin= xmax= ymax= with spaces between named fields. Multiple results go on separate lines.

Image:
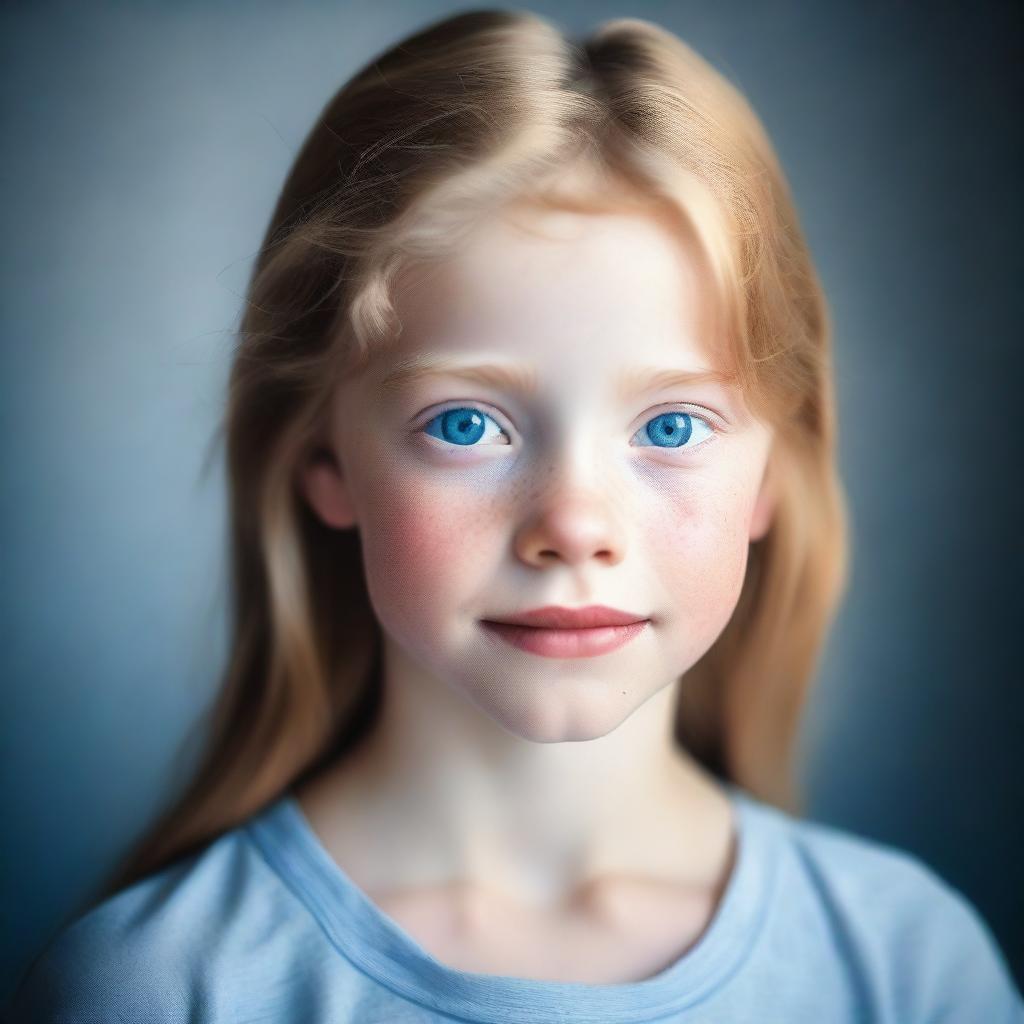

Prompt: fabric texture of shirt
xmin=6 ymin=782 xmax=1023 ymax=1023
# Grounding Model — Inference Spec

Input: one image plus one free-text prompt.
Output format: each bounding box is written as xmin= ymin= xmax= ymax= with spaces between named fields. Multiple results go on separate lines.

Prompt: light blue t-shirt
xmin=7 ymin=783 xmax=1023 ymax=1023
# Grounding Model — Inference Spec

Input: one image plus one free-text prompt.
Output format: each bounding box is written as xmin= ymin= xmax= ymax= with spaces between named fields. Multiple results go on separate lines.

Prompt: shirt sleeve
xmin=896 ymin=874 xmax=1024 ymax=1024
xmin=3 ymin=915 xmax=195 ymax=1024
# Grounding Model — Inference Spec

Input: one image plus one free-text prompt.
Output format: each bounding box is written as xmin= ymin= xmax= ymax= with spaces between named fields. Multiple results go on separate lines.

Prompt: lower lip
xmin=480 ymin=620 xmax=649 ymax=659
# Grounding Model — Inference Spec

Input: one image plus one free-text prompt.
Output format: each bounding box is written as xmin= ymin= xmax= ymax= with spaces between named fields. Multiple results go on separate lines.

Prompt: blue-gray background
xmin=2 ymin=0 xmax=1021 ymax=1001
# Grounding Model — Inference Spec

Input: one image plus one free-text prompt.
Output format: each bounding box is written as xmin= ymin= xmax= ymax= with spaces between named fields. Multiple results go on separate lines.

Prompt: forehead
xmin=379 ymin=203 xmax=731 ymax=382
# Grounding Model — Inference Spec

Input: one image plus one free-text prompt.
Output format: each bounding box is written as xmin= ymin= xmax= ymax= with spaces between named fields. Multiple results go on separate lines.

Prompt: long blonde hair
xmin=100 ymin=8 xmax=847 ymax=900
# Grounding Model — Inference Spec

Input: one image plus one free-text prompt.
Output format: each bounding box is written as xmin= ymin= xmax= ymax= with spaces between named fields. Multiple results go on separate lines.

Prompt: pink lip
xmin=480 ymin=620 xmax=649 ymax=659
xmin=480 ymin=605 xmax=651 ymax=660
xmin=484 ymin=605 xmax=647 ymax=629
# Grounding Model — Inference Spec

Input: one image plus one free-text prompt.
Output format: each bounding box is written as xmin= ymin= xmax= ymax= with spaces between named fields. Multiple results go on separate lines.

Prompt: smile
xmin=479 ymin=620 xmax=649 ymax=659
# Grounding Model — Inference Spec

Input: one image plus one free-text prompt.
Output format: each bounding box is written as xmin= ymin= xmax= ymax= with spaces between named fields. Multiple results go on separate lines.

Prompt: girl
xmin=8 ymin=9 xmax=1021 ymax=1023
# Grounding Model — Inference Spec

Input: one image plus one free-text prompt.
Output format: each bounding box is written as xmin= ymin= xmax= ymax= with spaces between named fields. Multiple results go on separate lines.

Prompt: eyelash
xmin=413 ymin=400 xmax=723 ymax=455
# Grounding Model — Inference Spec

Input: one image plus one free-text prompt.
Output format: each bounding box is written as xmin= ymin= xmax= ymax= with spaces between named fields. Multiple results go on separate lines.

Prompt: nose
xmin=513 ymin=484 xmax=627 ymax=569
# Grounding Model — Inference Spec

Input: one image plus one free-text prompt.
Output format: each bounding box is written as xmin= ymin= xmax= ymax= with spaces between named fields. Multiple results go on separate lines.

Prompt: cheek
xmin=354 ymin=467 xmax=495 ymax=635
xmin=643 ymin=481 xmax=754 ymax=644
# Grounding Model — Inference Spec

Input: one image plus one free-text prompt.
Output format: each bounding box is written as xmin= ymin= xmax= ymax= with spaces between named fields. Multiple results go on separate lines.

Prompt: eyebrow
xmin=378 ymin=355 xmax=737 ymax=400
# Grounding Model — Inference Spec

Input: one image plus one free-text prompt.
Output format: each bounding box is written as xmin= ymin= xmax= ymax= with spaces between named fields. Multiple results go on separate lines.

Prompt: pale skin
xmin=296 ymin=199 xmax=777 ymax=984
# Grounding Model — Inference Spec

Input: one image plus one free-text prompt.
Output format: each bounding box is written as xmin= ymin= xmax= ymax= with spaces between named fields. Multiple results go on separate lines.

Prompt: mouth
xmin=483 ymin=604 xmax=648 ymax=629
xmin=479 ymin=605 xmax=651 ymax=659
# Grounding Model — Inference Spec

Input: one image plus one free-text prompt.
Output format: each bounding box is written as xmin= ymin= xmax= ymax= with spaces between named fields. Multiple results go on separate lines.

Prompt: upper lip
xmin=483 ymin=605 xmax=649 ymax=629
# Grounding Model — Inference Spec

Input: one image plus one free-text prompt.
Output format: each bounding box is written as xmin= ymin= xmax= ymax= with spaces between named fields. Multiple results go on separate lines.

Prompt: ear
xmin=748 ymin=454 xmax=777 ymax=543
xmin=299 ymin=447 xmax=357 ymax=530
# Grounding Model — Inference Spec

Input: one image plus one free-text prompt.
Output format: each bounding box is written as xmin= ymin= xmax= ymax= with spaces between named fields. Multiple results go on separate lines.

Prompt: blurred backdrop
xmin=2 ymin=0 xmax=1021 ymax=1001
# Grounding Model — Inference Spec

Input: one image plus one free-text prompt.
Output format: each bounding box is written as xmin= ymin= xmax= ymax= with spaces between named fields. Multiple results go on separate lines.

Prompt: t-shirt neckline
xmin=246 ymin=780 xmax=780 ymax=1023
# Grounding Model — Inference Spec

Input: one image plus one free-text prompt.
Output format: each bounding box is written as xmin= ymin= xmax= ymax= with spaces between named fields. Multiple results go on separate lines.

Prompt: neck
xmin=297 ymin=634 xmax=735 ymax=910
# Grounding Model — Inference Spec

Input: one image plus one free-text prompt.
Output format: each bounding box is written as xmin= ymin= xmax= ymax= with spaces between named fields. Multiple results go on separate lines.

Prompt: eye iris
xmin=440 ymin=407 xmax=486 ymax=445
xmin=646 ymin=412 xmax=692 ymax=448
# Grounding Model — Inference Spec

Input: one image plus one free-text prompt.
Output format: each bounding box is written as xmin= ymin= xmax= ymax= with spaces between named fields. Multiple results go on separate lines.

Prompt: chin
xmin=463 ymin=675 xmax=653 ymax=744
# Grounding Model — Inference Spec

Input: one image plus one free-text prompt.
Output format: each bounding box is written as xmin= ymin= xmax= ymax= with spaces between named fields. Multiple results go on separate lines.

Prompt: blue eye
xmin=418 ymin=405 xmax=716 ymax=451
xmin=634 ymin=411 xmax=714 ymax=450
xmin=422 ymin=406 xmax=509 ymax=447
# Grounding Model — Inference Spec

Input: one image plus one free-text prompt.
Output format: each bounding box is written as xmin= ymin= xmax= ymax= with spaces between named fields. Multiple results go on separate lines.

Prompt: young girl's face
xmin=303 ymin=201 xmax=775 ymax=741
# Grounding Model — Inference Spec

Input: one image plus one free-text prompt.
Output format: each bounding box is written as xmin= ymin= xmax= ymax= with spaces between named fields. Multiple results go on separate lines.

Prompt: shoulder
xmin=5 ymin=822 xmax=286 ymax=1023
xmin=763 ymin=804 xmax=1024 ymax=1021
